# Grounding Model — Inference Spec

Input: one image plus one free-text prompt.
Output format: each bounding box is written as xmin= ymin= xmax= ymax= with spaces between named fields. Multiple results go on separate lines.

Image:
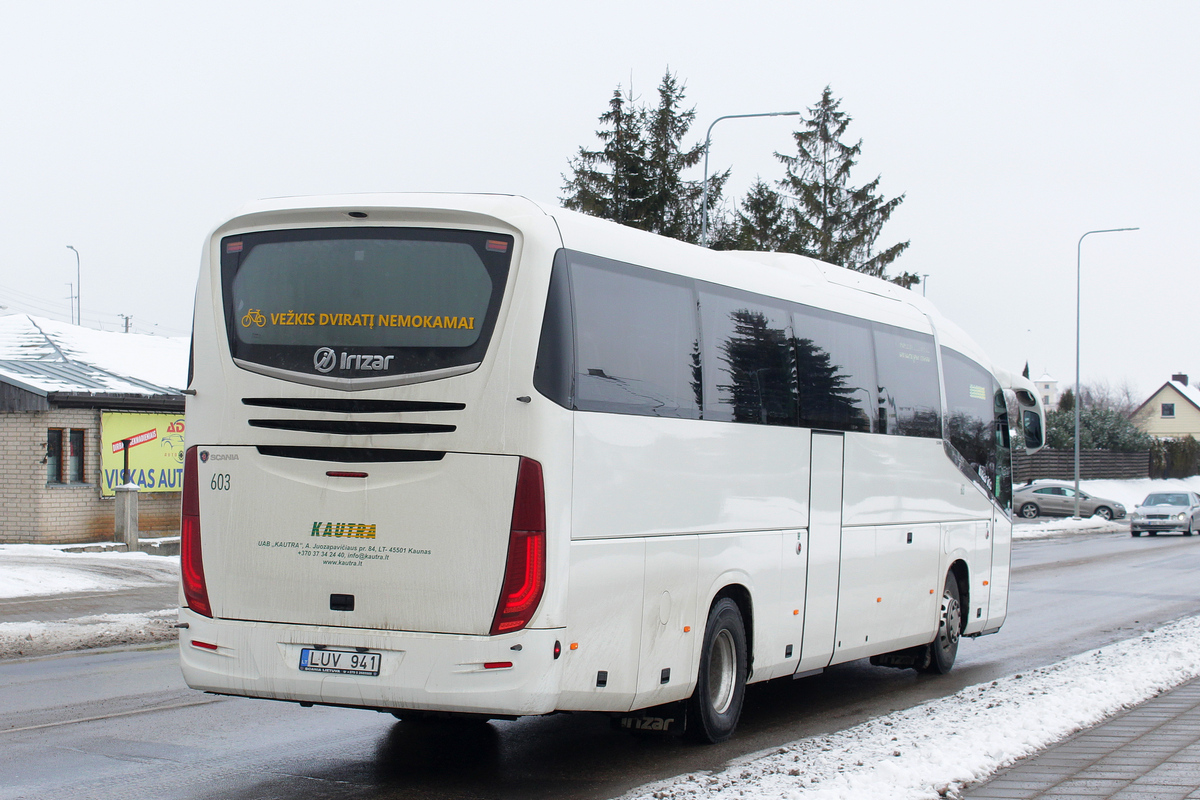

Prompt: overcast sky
xmin=1 ymin=1 xmax=1194 ymax=401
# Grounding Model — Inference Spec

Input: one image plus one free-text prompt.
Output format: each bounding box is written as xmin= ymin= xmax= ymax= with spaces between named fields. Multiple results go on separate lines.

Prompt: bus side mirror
xmin=1022 ymin=409 xmax=1044 ymax=451
xmin=996 ymin=369 xmax=1046 ymax=455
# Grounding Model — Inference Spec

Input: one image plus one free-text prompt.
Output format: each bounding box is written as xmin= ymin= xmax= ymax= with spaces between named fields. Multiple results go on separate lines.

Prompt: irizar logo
xmin=313 ymin=348 xmax=394 ymax=374
xmin=313 ymin=347 xmax=337 ymax=373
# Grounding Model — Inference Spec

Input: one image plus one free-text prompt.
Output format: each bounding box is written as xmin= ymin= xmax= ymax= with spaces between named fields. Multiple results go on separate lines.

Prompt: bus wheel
xmin=685 ymin=597 xmax=747 ymax=743
xmin=922 ymin=574 xmax=962 ymax=675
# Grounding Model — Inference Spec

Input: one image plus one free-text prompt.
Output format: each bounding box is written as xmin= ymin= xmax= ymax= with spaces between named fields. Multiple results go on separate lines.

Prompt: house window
xmin=1162 ymin=403 xmax=1176 ymax=419
xmin=47 ymin=429 xmax=86 ymax=484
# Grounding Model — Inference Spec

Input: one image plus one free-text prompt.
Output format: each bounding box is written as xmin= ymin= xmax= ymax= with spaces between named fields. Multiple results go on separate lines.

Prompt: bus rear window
xmin=221 ymin=228 xmax=512 ymax=385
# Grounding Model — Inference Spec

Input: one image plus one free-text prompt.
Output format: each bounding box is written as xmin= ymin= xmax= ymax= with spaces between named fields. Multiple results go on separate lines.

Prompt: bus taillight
xmin=490 ymin=457 xmax=546 ymax=635
xmin=181 ymin=446 xmax=212 ymax=618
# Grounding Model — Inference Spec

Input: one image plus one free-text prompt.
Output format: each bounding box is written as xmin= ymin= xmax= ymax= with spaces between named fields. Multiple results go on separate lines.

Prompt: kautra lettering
xmin=310 ymin=522 xmax=376 ymax=539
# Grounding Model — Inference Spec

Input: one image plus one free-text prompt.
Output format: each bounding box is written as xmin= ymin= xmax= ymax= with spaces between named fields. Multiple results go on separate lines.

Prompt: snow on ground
xmin=0 ymin=544 xmax=180 ymax=658
xmin=626 ymin=615 xmax=1200 ymax=800
xmin=0 ymin=610 xmax=178 ymax=660
xmin=0 ymin=544 xmax=179 ymax=599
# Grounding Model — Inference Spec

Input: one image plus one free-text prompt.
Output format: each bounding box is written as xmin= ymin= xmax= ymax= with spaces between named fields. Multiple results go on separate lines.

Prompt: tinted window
xmin=699 ymin=287 xmax=795 ymax=425
xmin=873 ymin=325 xmax=941 ymax=437
xmin=568 ymin=253 xmax=700 ymax=419
xmin=532 ymin=251 xmax=574 ymax=407
xmin=792 ymin=305 xmax=876 ymax=432
xmin=221 ymin=228 xmax=512 ymax=381
xmin=942 ymin=347 xmax=1010 ymax=510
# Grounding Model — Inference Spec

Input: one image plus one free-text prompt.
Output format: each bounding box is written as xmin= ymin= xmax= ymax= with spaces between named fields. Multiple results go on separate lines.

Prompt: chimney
xmin=1173 ymin=373 xmax=1189 ymax=386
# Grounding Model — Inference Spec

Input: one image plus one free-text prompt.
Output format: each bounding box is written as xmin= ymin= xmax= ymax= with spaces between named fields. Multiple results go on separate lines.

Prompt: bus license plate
xmin=299 ymin=648 xmax=381 ymax=676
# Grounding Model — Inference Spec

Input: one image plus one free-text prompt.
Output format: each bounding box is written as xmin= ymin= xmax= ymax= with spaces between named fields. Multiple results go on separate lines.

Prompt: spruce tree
xmin=643 ymin=71 xmax=709 ymax=241
xmin=562 ymin=72 xmax=724 ymax=243
xmin=735 ymin=179 xmax=792 ymax=251
xmin=561 ymin=86 xmax=647 ymax=226
xmin=777 ymin=86 xmax=910 ymax=282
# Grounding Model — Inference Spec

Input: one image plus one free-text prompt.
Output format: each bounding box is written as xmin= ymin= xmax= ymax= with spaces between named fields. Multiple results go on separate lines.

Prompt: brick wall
xmin=0 ymin=409 xmax=181 ymax=545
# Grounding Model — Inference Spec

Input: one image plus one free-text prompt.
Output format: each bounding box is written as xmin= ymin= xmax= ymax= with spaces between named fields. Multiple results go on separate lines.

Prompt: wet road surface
xmin=3 ymin=532 xmax=1198 ymax=800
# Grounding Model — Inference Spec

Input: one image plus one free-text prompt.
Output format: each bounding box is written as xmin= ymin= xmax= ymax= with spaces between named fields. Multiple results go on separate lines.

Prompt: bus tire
xmin=922 ymin=574 xmax=962 ymax=675
xmin=685 ymin=597 xmax=747 ymax=743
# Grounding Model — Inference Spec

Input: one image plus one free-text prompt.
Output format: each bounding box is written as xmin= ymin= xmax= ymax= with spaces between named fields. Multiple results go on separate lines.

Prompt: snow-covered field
xmin=2 ymin=476 xmax=1200 ymax=798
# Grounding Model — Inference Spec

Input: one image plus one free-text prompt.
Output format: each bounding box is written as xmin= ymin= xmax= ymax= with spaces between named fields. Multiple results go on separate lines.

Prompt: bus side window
xmin=698 ymin=286 xmax=795 ymax=426
xmin=873 ymin=324 xmax=941 ymax=439
xmin=791 ymin=304 xmax=877 ymax=433
xmin=567 ymin=254 xmax=700 ymax=420
xmin=533 ymin=250 xmax=575 ymax=409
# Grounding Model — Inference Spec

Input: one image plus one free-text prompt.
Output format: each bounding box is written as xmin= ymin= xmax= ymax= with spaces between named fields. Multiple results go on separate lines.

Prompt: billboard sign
xmin=99 ymin=412 xmax=186 ymax=497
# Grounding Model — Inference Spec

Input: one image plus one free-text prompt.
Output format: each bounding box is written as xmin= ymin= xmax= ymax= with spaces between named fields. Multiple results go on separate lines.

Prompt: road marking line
xmin=0 ymin=697 xmax=223 ymax=735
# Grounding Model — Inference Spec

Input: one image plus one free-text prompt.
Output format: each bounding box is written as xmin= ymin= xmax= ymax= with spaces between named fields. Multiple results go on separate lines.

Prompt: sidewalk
xmin=964 ymin=678 xmax=1200 ymax=799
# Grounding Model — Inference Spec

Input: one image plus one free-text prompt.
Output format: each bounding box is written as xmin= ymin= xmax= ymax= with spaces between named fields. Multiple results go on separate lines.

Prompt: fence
xmin=1013 ymin=449 xmax=1150 ymax=483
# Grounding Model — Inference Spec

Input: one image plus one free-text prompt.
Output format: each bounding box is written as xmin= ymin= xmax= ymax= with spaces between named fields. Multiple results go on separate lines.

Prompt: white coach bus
xmin=179 ymin=193 xmax=1044 ymax=742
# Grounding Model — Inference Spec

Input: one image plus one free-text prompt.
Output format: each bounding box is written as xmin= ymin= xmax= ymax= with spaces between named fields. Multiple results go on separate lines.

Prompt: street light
xmin=700 ymin=111 xmax=800 ymax=247
xmin=1073 ymin=227 xmax=1138 ymax=517
xmin=66 ymin=245 xmax=80 ymax=325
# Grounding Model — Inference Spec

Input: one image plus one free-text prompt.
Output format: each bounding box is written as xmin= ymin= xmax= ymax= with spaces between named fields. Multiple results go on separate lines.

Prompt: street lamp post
xmin=66 ymin=245 xmax=80 ymax=325
xmin=700 ymin=111 xmax=800 ymax=247
xmin=1073 ymin=227 xmax=1138 ymax=517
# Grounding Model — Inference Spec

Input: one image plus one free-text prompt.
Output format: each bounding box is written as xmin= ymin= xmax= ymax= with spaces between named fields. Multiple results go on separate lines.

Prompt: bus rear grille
xmin=248 ymin=419 xmax=455 ymax=435
xmin=242 ymin=398 xmax=465 ymax=413
xmin=256 ymin=446 xmax=445 ymax=463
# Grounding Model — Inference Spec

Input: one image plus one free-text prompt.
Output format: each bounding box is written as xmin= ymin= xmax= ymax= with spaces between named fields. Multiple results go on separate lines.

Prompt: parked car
xmin=1129 ymin=491 xmax=1200 ymax=537
xmin=1013 ymin=481 xmax=1126 ymax=521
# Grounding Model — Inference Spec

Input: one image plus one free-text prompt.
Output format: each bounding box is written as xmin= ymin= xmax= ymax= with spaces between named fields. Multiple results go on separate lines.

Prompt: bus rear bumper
xmin=178 ymin=608 xmax=564 ymax=716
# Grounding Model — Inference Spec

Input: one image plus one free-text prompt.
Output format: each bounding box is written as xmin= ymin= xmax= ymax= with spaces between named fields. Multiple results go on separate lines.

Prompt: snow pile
xmin=1012 ymin=516 xmax=1127 ymax=539
xmin=626 ymin=616 xmax=1200 ymax=800
xmin=0 ymin=544 xmax=179 ymax=599
xmin=0 ymin=610 xmax=178 ymax=660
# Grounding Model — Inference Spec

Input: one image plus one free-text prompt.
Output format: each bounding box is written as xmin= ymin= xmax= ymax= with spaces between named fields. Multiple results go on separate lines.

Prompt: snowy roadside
xmin=0 ymin=544 xmax=179 ymax=659
xmin=0 ymin=610 xmax=178 ymax=660
xmin=625 ymin=615 xmax=1200 ymax=800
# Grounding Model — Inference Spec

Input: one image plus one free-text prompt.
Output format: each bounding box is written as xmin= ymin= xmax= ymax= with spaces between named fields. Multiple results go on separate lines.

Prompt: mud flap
xmin=611 ymin=700 xmax=688 ymax=736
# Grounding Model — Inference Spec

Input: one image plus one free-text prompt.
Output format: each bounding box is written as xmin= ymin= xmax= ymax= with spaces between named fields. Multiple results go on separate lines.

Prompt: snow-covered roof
xmin=1132 ymin=378 xmax=1200 ymax=421
xmin=1166 ymin=379 xmax=1200 ymax=411
xmin=0 ymin=314 xmax=187 ymax=397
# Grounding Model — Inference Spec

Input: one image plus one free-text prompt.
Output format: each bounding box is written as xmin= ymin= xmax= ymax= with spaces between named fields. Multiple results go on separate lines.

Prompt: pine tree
xmin=561 ymin=86 xmax=647 ymax=226
xmin=562 ymin=72 xmax=724 ymax=243
xmin=777 ymin=86 xmax=910 ymax=281
xmin=642 ymin=71 xmax=709 ymax=241
xmin=734 ymin=179 xmax=792 ymax=252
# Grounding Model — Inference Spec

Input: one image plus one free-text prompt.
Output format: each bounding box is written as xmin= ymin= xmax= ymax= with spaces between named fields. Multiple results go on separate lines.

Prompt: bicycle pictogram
xmin=241 ymin=309 xmax=266 ymax=328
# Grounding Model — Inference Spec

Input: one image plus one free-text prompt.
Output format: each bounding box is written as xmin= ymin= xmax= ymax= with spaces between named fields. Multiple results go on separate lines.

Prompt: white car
xmin=1130 ymin=491 xmax=1200 ymax=537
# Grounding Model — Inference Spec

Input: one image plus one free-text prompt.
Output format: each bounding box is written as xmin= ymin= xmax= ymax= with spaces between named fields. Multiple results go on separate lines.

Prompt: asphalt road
xmin=3 ymin=532 xmax=1199 ymax=800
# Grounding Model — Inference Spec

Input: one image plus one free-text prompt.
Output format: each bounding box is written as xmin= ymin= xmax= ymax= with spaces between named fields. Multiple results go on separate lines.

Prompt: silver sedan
xmin=1130 ymin=491 xmax=1200 ymax=537
xmin=1013 ymin=482 xmax=1126 ymax=520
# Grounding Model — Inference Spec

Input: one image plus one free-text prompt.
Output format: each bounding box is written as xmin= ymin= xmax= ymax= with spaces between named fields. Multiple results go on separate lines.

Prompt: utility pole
xmin=119 ymin=314 xmax=132 ymax=333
